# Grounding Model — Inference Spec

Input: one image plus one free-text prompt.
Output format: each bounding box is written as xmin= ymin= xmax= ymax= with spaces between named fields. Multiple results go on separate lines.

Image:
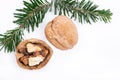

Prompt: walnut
xmin=16 ymin=38 xmax=53 ymax=70
xmin=45 ymin=15 xmax=78 ymax=50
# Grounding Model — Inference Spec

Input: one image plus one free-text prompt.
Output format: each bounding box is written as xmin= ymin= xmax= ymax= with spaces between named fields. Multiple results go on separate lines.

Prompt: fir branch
xmin=0 ymin=28 xmax=23 ymax=52
xmin=53 ymin=0 xmax=112 ymax=23
xmin=0 ymin=0 xmax=112 ymax=52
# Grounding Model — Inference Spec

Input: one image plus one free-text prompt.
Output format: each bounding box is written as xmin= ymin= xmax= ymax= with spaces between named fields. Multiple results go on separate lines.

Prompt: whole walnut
xmin=45 ymin=15 xmax=78 ymax=50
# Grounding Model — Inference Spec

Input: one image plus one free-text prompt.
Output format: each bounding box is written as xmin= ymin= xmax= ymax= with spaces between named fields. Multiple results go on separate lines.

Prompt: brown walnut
xmin=16 ymin=38 xmax=53 ymax=70
xmin=45 ymin=15 xmax=78 ymax=50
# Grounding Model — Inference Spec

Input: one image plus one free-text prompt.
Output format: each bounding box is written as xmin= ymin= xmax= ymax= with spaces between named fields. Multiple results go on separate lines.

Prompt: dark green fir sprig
xmin=53 ymin=0 xmax=112 ymax=23
xmin=0 ymin=28 xmax=23 ymax=52
xmin=0 ymin=0 xmax=112 ymax=52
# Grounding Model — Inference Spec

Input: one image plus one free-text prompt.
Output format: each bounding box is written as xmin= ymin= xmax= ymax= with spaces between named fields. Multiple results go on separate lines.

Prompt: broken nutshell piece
xmin=45 ymin=15 xmax=78 ymax=50
xmin=16 ymin=38 xmax=53 ymax=70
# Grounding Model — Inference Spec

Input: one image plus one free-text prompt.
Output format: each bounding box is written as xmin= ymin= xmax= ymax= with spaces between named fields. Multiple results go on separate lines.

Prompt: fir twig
xmin=0 ymin=28 xmax=23 ymax=52
xmin=53 ymin=0 xmax=112 ymax=23
xmin=0 ymin=0 xmax=112 ymax=52
xmin=0 ymin=0 xmax=50 ymax=52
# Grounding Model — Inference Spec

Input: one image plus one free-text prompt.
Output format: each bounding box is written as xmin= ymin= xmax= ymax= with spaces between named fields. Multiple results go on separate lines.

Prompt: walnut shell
xmin=16 ymin=38 xmax=53 ymax=70
xmin=45 ymin=15 xmax=78 ymax=50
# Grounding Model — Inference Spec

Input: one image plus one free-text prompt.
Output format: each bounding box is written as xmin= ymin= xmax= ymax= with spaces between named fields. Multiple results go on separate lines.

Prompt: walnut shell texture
xmin=45 ymin=15 xmax=78 ymax=50
xmin=16 ymin=38 xmax=53 ymax=70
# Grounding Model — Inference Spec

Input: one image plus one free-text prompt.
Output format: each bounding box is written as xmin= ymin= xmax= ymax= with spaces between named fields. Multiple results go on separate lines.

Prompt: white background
xmin=0 ymin=0 xmax=120 ymax=80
